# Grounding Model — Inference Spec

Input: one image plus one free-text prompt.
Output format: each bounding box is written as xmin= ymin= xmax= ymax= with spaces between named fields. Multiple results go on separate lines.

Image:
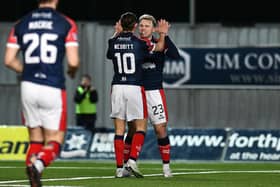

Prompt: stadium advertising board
xmin=60 ymin=128 xmax=93 ymax=159
xmin=163 ymin=47 xmax=280 ymax=89
xmin=140 ymin=128 xmax=227 ymax=160
xmin=60 ymin=128 xmax=227 ymax=161
xmin=0 ymin=126 xmax=29 ymax=160
xmin=88 ymin=131 xmax=115 ymax=159
xmin=1 ymin=126 xmax=280 ymax=161
xmin=61 ymin=128 xmax=280 ymax=161
xmin=224 ymin=129 xmax=280 ymax=161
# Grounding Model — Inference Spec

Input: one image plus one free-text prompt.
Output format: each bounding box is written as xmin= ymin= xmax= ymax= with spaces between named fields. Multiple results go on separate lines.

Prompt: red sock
xmin=37 ymin=141 xmax=61 ymax=167
xmin=114 ymin=135 xmax=124 ymax=168
xmin=26 ymin=142 xmax=44 ymax=166
xmin=129 ymin=131 xmax=145 ymax=160
xmin=158 ymin=137 xmax=171 ymax=163
xmin=159 ymin=144 xmax=170 ymax=163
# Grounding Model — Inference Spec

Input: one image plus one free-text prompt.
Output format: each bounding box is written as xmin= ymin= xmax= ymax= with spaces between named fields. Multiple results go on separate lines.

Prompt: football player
xmin=4 ymin=0 xmax=80 ymax=186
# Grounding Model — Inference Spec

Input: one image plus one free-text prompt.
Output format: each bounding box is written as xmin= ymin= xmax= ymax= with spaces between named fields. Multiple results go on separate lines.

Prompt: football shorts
xmin=21 ymin=81 xmax=67 ymax=131
xmin=146 ymin=89 xmax=168 ymax=125
xmin=110 ymin=84 xmax=147 ymax=121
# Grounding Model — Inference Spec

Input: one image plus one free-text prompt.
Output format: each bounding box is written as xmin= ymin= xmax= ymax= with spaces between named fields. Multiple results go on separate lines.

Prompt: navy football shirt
xmin=6 ymin=7 xmax=78 ymax=89
xmin=107 ymin=32 xmax=152 ymax=86
xmin=142 ymin=36 xmax=180 ymax=90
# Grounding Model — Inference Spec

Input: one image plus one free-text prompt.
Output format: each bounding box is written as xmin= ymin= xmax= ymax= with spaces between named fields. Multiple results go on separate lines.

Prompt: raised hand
xmin=156 ymin=19 xmax=170 ymax=35
xmin=114 ymin=20 xmax=123 ymax=34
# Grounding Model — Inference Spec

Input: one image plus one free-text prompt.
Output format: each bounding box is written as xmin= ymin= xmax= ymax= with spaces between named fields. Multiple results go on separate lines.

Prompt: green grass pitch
xmin=0 ymin=160 xmax=280 ymax=187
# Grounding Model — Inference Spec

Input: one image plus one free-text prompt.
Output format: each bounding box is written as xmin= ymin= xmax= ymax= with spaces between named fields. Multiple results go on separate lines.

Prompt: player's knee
xmin=154 ymin=124 xmax=167 ymax=138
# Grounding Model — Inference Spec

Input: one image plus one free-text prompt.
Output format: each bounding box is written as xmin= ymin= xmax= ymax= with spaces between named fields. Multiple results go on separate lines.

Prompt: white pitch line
xmin=1 ymin=170 xmax=280 ymax=185
xmin=0 ymin=166 xmax=212 ymax=171
xmin=144 ymin=170 xmax=280 ymax=177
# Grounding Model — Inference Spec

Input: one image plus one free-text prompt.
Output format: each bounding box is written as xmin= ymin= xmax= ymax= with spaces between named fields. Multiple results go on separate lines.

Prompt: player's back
xmin=10 ymin=7 xmax=77 ymax=89
xmin=107 ymin=32 xmax=150 ymax=86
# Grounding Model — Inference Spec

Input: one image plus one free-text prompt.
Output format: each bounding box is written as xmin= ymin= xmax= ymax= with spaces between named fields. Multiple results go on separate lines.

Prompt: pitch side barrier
xmin=1 ymin=126 xmax=280 ymax=161
xmin=60 ymin=127 xmax=280 ymax=161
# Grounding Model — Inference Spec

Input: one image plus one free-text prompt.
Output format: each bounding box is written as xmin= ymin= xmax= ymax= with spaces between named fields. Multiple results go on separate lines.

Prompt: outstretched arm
xmin=107 ymin=20 xmax=123 ymax=59
xmin=165 ymin=36 xmax=180 ymax=59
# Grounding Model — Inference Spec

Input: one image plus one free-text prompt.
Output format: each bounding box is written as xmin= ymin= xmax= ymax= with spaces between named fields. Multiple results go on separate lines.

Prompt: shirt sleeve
xmin=6 ymin=27 xmax=20 ymax=49
xmin=64 ymin=17 xmax=79 ymax=47
xmin=165 ymin=36 xmax=181 ymax=59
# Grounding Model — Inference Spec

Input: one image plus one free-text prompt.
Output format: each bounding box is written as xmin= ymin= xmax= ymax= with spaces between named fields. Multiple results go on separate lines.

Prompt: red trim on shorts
xmin=159 ymin=89 xmax=168 ymax=122
xmin=59 ymin=90 xmax=67 ymax=131
xmin=141 ymin=86 xmax=148 ymax=118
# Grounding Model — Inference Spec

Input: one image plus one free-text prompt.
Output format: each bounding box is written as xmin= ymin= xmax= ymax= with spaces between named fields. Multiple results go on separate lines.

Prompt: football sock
xmin=129 ymin=131 xmax=145 ymax=161
xmin=114 ymin=135 xmax=124 ymax=168
xmin=25 ymin=141 xmax=44 ymax=166
xmin=124 ymin=135 xmax=132 ymax=163
xmin=36 ymin=141 xmax=61 ymax=170
xmin=158 ymin=136 xmax=171 ymax=164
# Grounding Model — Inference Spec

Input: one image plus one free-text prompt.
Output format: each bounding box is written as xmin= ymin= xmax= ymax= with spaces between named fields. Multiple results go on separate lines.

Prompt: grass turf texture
xmin=0 ymin=161 xmax=280 ymax=187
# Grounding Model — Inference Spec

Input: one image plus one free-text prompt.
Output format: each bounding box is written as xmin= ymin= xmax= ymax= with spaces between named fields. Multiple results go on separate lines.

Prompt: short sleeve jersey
xmin=106 ymin=32 xmax=152 ymax=86
xmin=6 ymin=7 xmax=78 ymax=89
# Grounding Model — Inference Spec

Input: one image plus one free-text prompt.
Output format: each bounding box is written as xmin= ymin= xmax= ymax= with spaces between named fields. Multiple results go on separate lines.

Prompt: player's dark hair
xmin=120 ymin=12 xmax=137 ymax=31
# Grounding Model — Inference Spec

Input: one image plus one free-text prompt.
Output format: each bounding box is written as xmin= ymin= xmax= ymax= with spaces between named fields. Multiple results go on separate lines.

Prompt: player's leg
xmin=124 ymin=122 xmax=135 ymax=163
xmin=113 ymin=118 xmax=126 ymax=177
xmin=121 ymin=122 xmax=135 ymax=177
xmin=147 ymin=89 xmax=172 ymax=177
xmin=126 ymin=85 xmax=148 ymax=163
xmin=32 ymin=129 xmax=64 ymax=174
xmin=21 ymin=82 xmax=43 ymax=167
xmin=26 ymin=128 xmax=44 ymax=167
xmin=126 ymin=119 xmax=147 ymax=178
xmin=28 ymin=85 xmax=66 ymax=182
xmin=153 ymin=123 xmax=172 ymax=177
xmin=129 ymin=119 xmax=147 ymax=161
xmin=125 ymin=86 xmax=147 ymax=178
xmin=21 ymin=81 xmax=44 ymax=187
xmin=26 ymin=127 xmax=44 ymax=187
xmin=110 ymin=85 xmax=127 ymax=177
